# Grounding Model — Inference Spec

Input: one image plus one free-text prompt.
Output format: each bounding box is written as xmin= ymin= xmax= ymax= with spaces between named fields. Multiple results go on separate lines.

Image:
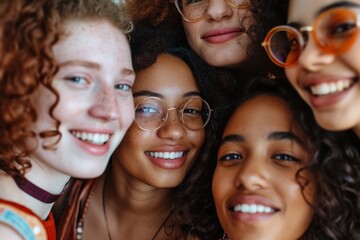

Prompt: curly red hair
xmin=0 ymin=0 xmax=60 ymax=177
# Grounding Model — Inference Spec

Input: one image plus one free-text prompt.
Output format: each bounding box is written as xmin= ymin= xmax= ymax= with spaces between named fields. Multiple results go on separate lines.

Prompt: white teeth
xmin=233 ymin=204 xmax=275 ymax=214
xmin=147 ymin=151 xmax=184 ymax=160
xmin=71 ymin=131 xmax=110 ymax=145
xmin=310 ymin=79 xmax=353 ymax=96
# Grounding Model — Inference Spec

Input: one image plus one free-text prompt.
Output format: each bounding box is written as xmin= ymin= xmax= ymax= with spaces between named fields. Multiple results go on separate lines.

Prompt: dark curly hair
xmin=125 ymin=0 xmax=288 ymax=80
xmin=208 ymin=77 xmax=360 ymax=239
xmin=129 ymin=22 xmax=236 ymax=239
xmin=0 ymin=0 xmax=60 ymax=177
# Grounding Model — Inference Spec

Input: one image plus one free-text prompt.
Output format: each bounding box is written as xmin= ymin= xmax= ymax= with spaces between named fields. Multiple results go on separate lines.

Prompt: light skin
xmin=285 ymin=0 xmax=360 ymax=137
xmin=82 ymin=53 xmax=205 ymax=239
xmin=181 ymin=0 xmax=252 ymax=68
xmin=0 ymin=18 xmax=135 ymax=225
xmin=212 ymin=95 xmax=315 ymax=240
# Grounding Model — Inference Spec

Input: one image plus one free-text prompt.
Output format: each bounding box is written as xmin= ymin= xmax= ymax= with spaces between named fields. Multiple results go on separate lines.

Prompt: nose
xmin=88 ymin=86 xmax=121 ymax=121
xmin=157 ymin=109 xmax=185 ymax=140
xmin=297 ymin=37 xmax=336 ymax=71
xmin=205 ymin=0 xmax=232 ymax=22
xmin=234 ymin=156 xmax=269 ymax=191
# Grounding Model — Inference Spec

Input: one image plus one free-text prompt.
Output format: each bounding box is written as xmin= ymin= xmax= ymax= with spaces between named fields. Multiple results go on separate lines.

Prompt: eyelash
xmin=272 ymin=154 xmax=300 ymax=163
xmin=65 ymin=76 xmax=87 ymax=84
xmin=115 ymin=83 xmax=132 ymax=92
xmin=218 ymin=153 xmax=300 ymax=164
xmin=219 ymin=153 xmax=242 ymax=162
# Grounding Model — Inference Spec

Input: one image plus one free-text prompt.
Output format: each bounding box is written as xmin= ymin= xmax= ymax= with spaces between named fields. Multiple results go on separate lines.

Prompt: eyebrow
xmin=288 ymin=1 xmax=360 ymax=28
xmin=317 ymin=1 xmax=360 ymax=15
xmin=220 ymin=131 xmax=306 ymax=147
xmin=60 ymin=60 xmax=135 ymax=77
xmin=220 ymin=134 xmax=245 ymax=145
xmin=133 ymin=90 xmax=201 ymax=99
xmin=268 ymin=131 xmax=306 ymax=147
xmin=60 ymin=60 xmax=101 ymax=69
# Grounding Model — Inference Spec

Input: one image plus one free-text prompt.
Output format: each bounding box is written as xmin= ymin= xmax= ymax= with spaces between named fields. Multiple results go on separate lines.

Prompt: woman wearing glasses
xmin=125 ymin=0 xmax=286 ymax=96
xmin=262 ymin=0 xmax=360 ymax=138
xmin=55 ymin=23 xmax=230 ymax=239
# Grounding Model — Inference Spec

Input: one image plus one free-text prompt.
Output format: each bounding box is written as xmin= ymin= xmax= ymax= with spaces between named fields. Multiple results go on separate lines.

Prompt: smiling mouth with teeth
xmin=309 ymin=79 xmax=355 ymax=96
xmin=230 ymin=204 xmax=277 ymax=214
xmin=71 ymin=131 xmax=110 ymax=145
xmin=145 ymin=151 xmax=185 ymax=160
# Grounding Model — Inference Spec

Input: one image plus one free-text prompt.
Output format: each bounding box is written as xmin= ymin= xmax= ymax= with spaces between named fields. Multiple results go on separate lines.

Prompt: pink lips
xmin=202 ymin=27 xmax=244 ymax=44
xmin=74 ymin=136 xmax=111 ymax=156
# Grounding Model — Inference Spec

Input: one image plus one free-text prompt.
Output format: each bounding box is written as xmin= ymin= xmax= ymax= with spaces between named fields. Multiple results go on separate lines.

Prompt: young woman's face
xmin=112 ymin=53 xmax=205 ymax=188
xmin=180 ymin=0 xmax=252 ymax=68
xmin=212 ymin=95 xmax=315 ymax=240
xmin=29 ymin=20 xmax=135 ymax=179
xmin=285 ymin=0 xmax=360 ymax=136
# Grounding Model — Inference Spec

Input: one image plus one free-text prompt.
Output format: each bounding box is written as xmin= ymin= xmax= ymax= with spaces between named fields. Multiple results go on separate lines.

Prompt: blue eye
xmin=116 ymin=83 xmax=132 ymax=92
xmin=65 ymin=76 xmax=87 ymax=84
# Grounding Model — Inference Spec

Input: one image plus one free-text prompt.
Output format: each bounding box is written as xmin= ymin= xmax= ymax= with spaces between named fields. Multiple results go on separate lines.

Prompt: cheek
xmin=285 ymin=68 xmax=298 ymax=87
xmin=182 ymin=21 xmax=199 ymax=45
xmin=118 ymin=96 xmax=135 ymax=128
xmin=212 ymin=168 xmax=230 ymax=204
xmin=279 ymin=177 xmax=314 ymax=230
xmin=189 ymin=129 xmax=205 ymax=149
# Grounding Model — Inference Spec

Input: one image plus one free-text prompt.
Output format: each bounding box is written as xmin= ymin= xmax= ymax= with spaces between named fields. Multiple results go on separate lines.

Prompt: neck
xmin=91 ymin=166 xmax=175 ymax=240
xmin=0 ymin=166 xmax=70 ymax=219
xmin=104 ymin=168 xmax=173 ymax=216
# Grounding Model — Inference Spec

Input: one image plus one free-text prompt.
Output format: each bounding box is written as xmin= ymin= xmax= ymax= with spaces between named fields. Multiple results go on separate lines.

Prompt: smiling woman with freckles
xmin=262 ymin=0 xmax=360 ymax=138
xmin=0 ymin=0 xmax=134 ymax=239
xmin=212 ymin=78 xmax=360 ymax=239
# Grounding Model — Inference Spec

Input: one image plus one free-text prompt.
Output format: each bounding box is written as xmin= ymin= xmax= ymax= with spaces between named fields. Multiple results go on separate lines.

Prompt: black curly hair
xmin=129 ymin=22 xmax=237 ymax=239
xmin=208 ymin=77 xmax=360 ymax=239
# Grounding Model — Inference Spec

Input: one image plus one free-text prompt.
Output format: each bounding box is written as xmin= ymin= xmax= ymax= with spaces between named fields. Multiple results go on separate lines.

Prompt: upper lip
xmin=201 ymin=27 xmax=245 ymax=39
xmin=146 ymin=145 xmax=188 ymax=152
xmin=300 ymin=73 xmax=356 ymax=89
xmin=227 ymin=195 xmax=280 ymax=212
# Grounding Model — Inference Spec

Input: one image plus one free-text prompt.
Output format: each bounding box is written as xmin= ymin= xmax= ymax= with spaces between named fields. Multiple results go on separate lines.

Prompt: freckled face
xmin=112 ymin=53 xmax=205 ymax=188
xmin=29 ymin=19 xmax=135 ymax=179
xmin=285 ymin=0 xmax=360 ymax=136
xmin=212 ymin=95 xmax=315 ymax=240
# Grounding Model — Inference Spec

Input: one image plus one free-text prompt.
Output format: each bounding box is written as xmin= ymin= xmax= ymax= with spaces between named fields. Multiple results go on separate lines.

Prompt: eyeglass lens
xmin=265 ymin=8 xmax=359 ymax=67
xmin=135 ymin=97 xmax=211 ymax=131
xmin=176 ymin=0 xmax=248 ymax=22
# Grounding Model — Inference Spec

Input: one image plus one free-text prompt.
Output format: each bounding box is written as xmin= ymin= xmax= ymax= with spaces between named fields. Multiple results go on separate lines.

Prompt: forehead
xmin=289 ymin=0 xmax=360 ymax=22
xmin=223 ymin=95 xmax=295 ymax=136
xmin=133 ymin=53 xmax=199 ymax=94
xmin=53 ymin=19 xmax=131 ymax=65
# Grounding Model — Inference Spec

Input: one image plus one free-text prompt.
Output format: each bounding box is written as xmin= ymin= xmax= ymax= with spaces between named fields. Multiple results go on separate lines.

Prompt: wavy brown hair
xmin=0 ymin=0 xmax=60 ymax=177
